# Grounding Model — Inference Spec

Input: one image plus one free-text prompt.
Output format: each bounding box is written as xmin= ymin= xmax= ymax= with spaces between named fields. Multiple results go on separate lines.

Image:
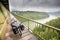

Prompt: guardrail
xmin=13 ymin=13 xmax=60 ymax=40
xmin=0 ymin=2 xmax=10 ymax=40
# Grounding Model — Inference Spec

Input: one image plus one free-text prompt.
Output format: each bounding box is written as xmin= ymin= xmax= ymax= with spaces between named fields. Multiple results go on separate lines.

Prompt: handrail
xmin=13 ymin=13 xmax=60 ymax=40
xmin=0 ymin=2 xmax=10 ymax=40
xmin=0 ymin=16 xmax=8 ymax=40
xmin=13 ymin=13 xmax=60 ymax=31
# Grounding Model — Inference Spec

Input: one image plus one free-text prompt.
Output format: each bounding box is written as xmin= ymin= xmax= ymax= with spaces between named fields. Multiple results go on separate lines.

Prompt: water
xmin=35 ymin=13 xmax=57 ymax=24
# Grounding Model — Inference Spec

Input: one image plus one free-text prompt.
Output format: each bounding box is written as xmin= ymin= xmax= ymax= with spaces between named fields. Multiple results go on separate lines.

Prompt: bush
xmin=46 ymin=17 xmax=60 ymax=39
xmin=46 ymin=17 xmax=60 ymax=29
xmin=32 ymin=26 xmax=58 ymax=40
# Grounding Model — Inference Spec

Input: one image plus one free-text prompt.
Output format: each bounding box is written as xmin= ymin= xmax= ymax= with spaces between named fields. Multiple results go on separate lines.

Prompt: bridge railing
xmin=13 ymin=13 xmax=60 ymax=40
xmin=1 ymin=1 xmax=60 ymax=40
xmin=0 ymin=2 xmax=10 ymax=40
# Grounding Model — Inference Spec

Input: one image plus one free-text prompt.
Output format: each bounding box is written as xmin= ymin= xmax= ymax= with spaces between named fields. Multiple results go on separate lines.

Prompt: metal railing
xmin=13 ymin=13 xmax=60 ymax=40
xmin=0 ymin=2 xmax=10 ymax=40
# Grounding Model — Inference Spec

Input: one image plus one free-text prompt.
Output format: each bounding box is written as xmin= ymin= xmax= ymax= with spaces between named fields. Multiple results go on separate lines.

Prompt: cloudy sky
xmin=9 ymin=0 xmax=60 ymax=12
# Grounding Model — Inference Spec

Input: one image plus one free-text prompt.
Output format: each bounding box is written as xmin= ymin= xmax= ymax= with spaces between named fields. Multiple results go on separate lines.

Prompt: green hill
xmin=12 ymin=11 xmax=49 ymax=20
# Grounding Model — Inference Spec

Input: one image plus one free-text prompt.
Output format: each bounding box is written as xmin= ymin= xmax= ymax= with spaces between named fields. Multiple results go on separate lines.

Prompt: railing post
xmin=57 ymin=31 xmax=60 ymax=40
xmin=28 ymin=20 xmax=29 ymax=30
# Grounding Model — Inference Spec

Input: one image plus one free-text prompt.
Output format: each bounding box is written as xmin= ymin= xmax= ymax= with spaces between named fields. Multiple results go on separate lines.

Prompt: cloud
xmin=9 ymin=0 xmax=60 ymax=11
xmin=9 ymin=0 xmax=60 ymax=7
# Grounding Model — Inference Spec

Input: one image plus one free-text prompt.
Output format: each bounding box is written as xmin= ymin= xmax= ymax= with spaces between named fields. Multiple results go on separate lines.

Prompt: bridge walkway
xmin=5 ymin=14 xmax=38 ymax=40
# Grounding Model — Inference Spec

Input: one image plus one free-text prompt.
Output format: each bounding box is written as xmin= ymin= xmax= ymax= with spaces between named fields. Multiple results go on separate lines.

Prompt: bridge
xmin=0 ymin=2 xmax=60 ymax=40
xmin=12 ymin=13 xmax=60 ymax=40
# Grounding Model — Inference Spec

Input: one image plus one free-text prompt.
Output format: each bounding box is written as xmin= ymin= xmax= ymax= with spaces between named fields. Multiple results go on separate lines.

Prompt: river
xmin=35 ymin=13 xmax=57 ymax=24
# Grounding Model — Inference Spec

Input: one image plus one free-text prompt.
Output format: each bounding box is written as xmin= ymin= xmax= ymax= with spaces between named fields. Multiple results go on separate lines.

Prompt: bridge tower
xmin=0 ymin=0 xmax=9 ymax=10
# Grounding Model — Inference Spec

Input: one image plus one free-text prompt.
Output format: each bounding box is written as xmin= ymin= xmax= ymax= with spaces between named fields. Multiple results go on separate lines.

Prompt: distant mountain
xmin=13 ymin=11 xmax=40 ymax=12
xmin=12 ymin=11 xmax=49 ymax=20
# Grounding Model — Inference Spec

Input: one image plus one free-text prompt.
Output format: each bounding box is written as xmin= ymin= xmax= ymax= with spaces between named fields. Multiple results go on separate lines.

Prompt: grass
xmin=12 ymin=11 xmax=49 ymax=20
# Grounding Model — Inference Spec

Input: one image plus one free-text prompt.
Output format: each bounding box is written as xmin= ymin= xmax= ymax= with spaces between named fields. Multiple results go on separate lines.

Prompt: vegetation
xmin=46 ymin=17 xmax=60 ymax=29
xmin=46 ymin=17 xmax=60 ymax=40
xmin=32 ymin=17 xmax=60 ymax=40
xmin=12 ymin=11 xmax=49 ymax=20
xmin=32 ymin=26 xmax=58 ymax=40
